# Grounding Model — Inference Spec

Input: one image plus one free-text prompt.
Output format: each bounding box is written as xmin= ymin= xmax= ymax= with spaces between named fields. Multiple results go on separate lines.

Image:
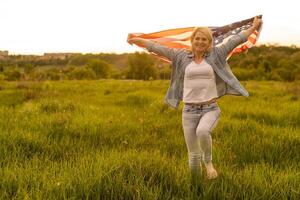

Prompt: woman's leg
xmin=182 ymin=110 xmax=202 ymax=185
xmin=182 ymin=111 xmax=202 ymax=170
xmin=196 ymin=107 xmax=220 ymax=179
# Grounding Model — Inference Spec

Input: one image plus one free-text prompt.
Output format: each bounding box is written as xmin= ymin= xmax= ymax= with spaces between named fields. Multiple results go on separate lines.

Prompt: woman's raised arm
xmin=242 ymin=16 xmax=263 ymax=38
xmin=127 ymin=33 xmax=178 ymax=62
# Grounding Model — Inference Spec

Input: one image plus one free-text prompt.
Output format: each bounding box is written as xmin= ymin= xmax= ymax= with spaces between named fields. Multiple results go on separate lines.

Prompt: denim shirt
xmin=145 ymin=32 xmax=249 ymax=109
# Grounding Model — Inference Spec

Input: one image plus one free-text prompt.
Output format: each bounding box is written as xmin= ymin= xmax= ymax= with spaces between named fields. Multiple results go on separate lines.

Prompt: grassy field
xmin=0 ymin=80 xmax=299 ymax=199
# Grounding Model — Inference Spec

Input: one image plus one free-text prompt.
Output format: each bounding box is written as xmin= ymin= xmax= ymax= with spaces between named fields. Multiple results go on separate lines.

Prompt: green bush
xmin=86 ymin=59 xmax=111 ymax=78
xmin=232 ymin=68 xmax=258 ymax=80
xmin=3 ymin=69 xmax=22 ymax=81
xmin=67 ymin=68 xmax=96 ymax=80
xmin=43 ymin=68 xmax=61 ymax=80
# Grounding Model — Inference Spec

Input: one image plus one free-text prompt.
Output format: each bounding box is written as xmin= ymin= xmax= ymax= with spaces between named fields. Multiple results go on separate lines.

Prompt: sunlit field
xmin=0 ymin=80 xmax=299 ymax=199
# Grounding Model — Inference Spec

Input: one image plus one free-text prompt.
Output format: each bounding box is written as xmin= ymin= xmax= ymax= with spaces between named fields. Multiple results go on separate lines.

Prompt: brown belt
xmin=184 ymin=99 xmax=217 ymax=106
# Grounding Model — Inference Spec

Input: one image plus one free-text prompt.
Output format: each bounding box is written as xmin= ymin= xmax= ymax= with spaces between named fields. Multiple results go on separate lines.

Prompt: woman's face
xmin=192 ymin=31 xmax=210 ymax=53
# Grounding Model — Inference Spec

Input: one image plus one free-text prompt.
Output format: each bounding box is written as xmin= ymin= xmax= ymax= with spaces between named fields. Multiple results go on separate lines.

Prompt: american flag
xmin=129 ymin=15 xmax=262 ymax=62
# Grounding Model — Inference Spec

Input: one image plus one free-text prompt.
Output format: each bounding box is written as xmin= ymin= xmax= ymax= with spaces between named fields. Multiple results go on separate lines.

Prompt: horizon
xmin=2 ymin=42 xmax=300 ymax=56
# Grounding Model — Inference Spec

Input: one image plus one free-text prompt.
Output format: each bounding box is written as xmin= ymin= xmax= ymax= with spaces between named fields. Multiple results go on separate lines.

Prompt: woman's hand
xmin=252 ymin=16 xmax=263 ymax=30
xmin=127 ymin=33 xmax=136 ymax=45
xmin=127 ymin=33 xmax=147 ymax=47
xmin=242 ymin=16 xmax=263 ymax=38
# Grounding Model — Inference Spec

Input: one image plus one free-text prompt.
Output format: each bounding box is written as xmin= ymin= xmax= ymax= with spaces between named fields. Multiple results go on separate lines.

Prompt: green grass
xmin=0 ymin=80 xmax=299 ymax=199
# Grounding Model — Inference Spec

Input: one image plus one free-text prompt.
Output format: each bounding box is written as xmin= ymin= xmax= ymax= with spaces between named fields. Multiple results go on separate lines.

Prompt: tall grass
xmin=0 ymin=80 xmax=299 ymax=199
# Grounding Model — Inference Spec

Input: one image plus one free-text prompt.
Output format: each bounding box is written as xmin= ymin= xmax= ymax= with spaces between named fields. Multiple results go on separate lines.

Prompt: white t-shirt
xmin=183 ymin=60 xmax=218 ymax=103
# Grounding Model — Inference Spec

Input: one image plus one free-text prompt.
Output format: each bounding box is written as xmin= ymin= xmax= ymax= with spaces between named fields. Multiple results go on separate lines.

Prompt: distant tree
xmin=158 ymin=65 xmax=171 ymax=80
xmin=67 ymin=68 xmax=96 ymax=80
xmin=86 ymin=59 xmax=111 ymax=78
xmin=291 ymin=51 xmax=300 ymax=63
xmin=127 ymin=52 xmax=157 ymax=80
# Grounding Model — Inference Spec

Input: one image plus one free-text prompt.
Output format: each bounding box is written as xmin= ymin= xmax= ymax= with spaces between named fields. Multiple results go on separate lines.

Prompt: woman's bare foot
xmin=205 ymin=162 xmax=218 ymax=179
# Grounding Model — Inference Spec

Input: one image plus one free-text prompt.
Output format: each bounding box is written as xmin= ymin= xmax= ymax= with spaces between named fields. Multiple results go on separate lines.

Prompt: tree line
xmin=0 ymin=44 xmax=300 ymax=81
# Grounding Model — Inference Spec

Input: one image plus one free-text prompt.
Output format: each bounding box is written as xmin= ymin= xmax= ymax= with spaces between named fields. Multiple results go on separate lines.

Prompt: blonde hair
xmin=190 ymin=27 xmax=213 ymax=52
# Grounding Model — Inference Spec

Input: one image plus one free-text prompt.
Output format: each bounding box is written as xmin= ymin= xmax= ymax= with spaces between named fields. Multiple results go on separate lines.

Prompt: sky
xmin=1 ymin=0 xmax=300 ymax=55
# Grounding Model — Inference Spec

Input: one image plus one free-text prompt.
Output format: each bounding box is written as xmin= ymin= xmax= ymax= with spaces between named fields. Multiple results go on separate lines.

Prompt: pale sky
xmin=1 ymin=0 xmax=300 ymax=55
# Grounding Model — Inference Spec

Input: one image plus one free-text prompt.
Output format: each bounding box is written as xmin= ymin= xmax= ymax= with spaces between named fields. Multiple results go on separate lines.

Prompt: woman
xmin=127 ymin=17 xmax=262 ymax=180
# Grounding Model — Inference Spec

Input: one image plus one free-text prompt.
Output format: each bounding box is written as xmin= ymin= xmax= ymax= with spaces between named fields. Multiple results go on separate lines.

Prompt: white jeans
xmin=182 ymin=102 xmax=221 ymax=169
